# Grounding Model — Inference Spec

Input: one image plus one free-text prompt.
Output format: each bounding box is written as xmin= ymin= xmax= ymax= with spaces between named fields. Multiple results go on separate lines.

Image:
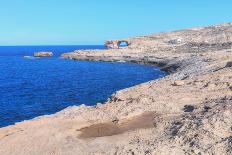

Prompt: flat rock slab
xmin=33 ymin=52 xmax=53 ymax=57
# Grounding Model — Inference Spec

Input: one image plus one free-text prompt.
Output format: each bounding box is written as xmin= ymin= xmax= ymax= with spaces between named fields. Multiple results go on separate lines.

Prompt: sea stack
xmin=33 ymin=52 xmax=53 ymax=57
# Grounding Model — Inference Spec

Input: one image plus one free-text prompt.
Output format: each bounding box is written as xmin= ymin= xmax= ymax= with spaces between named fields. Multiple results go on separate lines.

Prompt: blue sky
xmin=0 ymin=0 xmax=232 ymax=45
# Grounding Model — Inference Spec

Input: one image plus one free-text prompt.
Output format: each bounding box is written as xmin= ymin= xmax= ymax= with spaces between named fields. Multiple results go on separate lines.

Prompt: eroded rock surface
xmin=1 ymin=23 xmax=232 ymax=155
xmin=105 ymin=40 xmax=131 ymax=49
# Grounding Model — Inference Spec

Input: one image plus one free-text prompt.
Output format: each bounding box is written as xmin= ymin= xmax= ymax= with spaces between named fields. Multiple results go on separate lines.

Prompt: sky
xmin=0 ymin=0 xmax=232 ymax=45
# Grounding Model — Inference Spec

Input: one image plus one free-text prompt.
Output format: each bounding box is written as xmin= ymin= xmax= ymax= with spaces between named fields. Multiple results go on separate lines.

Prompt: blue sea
xmin=0 ymin=45 xmax=166 ymax=127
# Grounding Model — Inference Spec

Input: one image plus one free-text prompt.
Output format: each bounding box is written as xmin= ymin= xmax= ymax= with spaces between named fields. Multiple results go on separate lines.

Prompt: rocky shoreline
xmin=1 ymin=23 xmax=232 ymax=155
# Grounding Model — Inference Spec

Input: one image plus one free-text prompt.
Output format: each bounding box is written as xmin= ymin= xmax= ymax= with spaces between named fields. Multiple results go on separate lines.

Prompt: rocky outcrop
xmin=33 ymin=52 xmax=53 ymax=57
xmin=105 ymin=40 xmax=131 ymax=49
xmin=2 ymin=23 xmax=232 ymax=155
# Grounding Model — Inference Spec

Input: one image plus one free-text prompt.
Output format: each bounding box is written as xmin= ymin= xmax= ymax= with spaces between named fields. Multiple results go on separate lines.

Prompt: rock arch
xmin=105 ymin=40 xmax=131 ymax=49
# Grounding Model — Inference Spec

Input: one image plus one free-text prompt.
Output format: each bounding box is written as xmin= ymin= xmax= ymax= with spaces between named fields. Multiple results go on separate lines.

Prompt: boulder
xmin=225 ymin=61 xmax=232 ymax=67
xmin=173 ymin=80 xmax=185 ymax=86
xmin=168 ymin=38 xmax=182 ymax=44
xmin=34 ymin=52 xmax=53 ymax=57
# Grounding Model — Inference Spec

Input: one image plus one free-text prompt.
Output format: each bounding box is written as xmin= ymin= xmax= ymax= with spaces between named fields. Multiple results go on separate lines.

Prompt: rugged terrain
xmin=1 ymin=23 xmax=232 ymax=155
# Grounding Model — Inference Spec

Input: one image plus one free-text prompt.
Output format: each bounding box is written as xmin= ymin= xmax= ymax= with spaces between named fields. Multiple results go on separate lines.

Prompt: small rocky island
xmin=1 ymin=23 xmax=232 ymax=155
xmin=33 ymin=51 xmax=53 ymax=57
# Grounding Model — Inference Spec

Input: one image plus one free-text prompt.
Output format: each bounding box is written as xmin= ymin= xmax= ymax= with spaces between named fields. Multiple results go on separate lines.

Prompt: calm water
xmin=0 ymin=45 xmax=166 ymax=127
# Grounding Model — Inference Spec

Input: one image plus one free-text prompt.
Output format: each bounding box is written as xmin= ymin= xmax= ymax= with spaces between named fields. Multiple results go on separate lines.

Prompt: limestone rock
xmin=34 ymin=52 xmax=53 ymax=57
xmin=173 ymin=80 xmax=185 ymax=86
xmin=105 ymin=40 xmax=130 ymax=49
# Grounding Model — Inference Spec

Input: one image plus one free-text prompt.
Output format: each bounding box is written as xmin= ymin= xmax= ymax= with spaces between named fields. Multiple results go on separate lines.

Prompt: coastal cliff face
xmin=1 ymin=23 xmax=232 ymax=155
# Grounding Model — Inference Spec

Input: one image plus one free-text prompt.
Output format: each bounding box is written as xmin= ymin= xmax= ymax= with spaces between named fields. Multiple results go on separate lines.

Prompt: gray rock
xmin=168 ymin=38 xmax=182 ymax=44
xmin=225 ymin=61 xmax=232 ymax=67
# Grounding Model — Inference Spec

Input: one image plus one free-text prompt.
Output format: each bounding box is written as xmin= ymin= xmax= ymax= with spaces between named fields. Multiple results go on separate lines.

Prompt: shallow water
xmin=0 ymin=45 xmax=166 ymax=127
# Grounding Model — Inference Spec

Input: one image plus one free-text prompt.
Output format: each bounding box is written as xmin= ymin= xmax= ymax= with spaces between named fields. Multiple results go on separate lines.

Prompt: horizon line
xmin=0 ymin=44 xmax=105 ymax=47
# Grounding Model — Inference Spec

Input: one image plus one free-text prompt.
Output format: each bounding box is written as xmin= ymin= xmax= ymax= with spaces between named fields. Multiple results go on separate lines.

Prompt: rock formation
xmin=105 ymin=40 xmax=131 ymax=49
xmin=33 ymin=51 xmax=53 ymax=57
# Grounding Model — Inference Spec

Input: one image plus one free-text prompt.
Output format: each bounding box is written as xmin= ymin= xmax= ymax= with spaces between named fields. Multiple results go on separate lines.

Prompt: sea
xmin=0 ymin=45 xmax=166 ymax=127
